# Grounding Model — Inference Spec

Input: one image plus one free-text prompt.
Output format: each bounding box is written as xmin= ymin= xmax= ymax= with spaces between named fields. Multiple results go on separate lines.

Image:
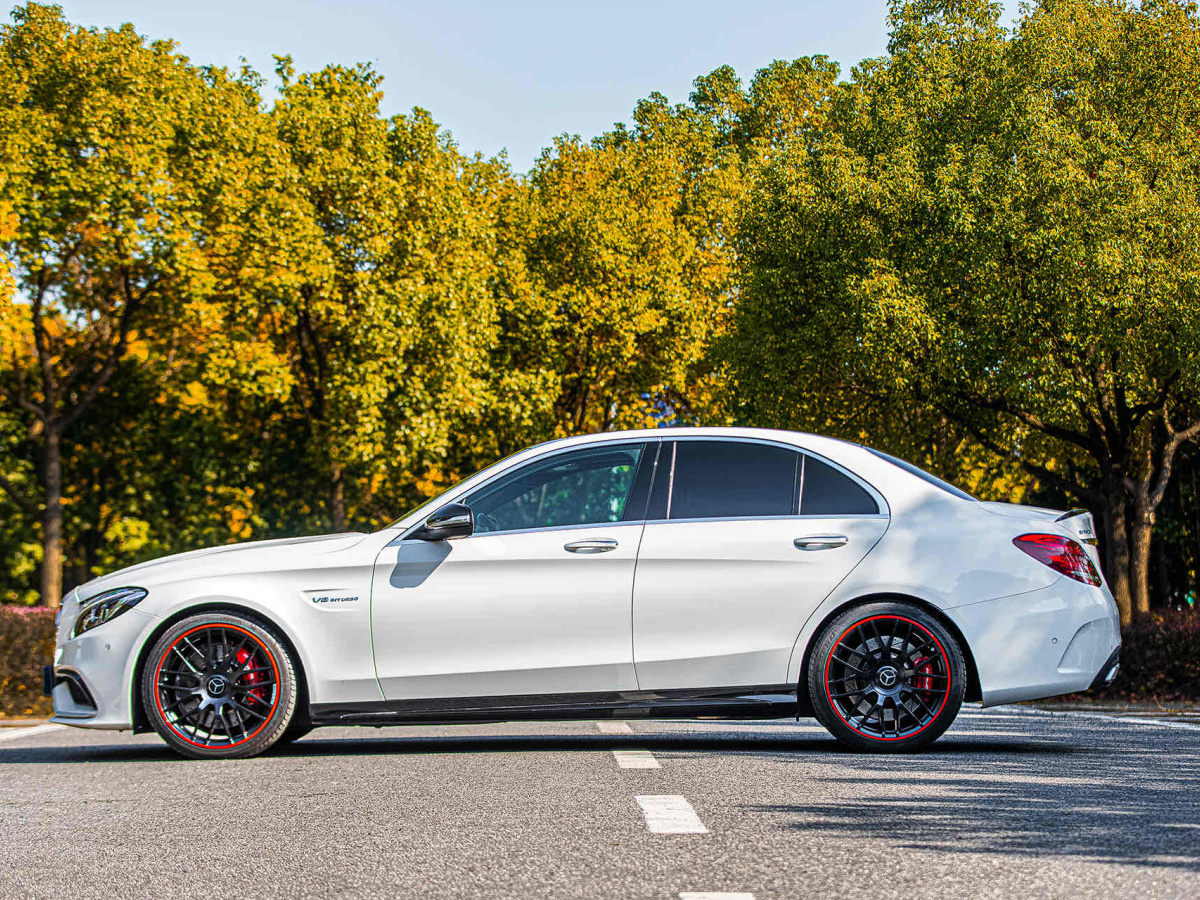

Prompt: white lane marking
xmin=955 ymin=715 xmax=1041 ymax=724
xmin=596 ymin=721 xmax=634 ymax=734
xmin=636 ymin=795 xmax=709 ymax=834
xmin=613 ymin=749 xmax=660 ymax=769
xmin=680 ymin=894 xmax=756 ymax=900
xmin=1013 ymin=708 xmax=1200 ymax=732
xmin=0 ymin=724 xmax=62 ymax=744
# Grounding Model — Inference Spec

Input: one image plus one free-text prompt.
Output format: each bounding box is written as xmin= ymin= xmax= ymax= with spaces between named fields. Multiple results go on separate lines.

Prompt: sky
xmin=53 ymin=1 xmax=991 ymax=173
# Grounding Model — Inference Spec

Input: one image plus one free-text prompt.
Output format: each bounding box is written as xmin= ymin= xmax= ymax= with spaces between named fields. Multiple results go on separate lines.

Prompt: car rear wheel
xmin=142 ymin=612 xmax=298 ymax=759
xmin=808 ymin=601 xmax=966 ymax=752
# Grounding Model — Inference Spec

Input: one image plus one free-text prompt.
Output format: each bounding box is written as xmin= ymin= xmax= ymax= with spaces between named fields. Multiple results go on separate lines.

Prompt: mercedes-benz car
xmin=45 ymin=427 xmax=1121 ymax=758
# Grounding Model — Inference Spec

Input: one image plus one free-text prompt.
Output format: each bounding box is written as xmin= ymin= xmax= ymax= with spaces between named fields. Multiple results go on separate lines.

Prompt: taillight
xmin=1013 ymin=533 xmax=1102 ymax=586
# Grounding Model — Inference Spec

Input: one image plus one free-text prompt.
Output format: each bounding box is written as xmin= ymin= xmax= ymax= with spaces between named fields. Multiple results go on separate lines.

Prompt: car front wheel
xmin=808 ymin=601 xmax=966 ymax=752
xmin=142 ymin=612 xmax=299 ymax=759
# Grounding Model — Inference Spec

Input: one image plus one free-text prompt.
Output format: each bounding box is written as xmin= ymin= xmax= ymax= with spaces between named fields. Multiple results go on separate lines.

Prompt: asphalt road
xmin=1 ymin=706 xmax=1198 ymax=900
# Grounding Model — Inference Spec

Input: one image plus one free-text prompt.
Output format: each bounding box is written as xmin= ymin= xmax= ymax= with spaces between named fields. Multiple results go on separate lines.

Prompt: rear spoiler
xmin=1056 ymin=508 xmax=1098 ymax=546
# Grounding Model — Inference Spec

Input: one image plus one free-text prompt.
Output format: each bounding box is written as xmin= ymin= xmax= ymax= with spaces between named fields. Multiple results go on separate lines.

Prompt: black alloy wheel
xmin=808 ymin=600 xmax=966 ymax=752
xmin=142 ymin=612 xmax=298 ymax=759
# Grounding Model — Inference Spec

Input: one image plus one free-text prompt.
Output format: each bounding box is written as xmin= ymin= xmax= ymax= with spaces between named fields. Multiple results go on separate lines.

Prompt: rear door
xmin=632 ymin=439 xmax=889 ymax=690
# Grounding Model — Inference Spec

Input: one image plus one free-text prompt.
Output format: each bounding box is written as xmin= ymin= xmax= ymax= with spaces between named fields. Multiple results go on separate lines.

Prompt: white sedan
xmin=46 ymin=427 xmax=1121 ymax=758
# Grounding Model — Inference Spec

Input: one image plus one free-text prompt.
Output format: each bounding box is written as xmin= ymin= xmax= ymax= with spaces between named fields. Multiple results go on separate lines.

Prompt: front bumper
xmin=48 ymin=605 xmax=159 ymax=730
xmin=43 ymin=665 xmax=99 ymax=717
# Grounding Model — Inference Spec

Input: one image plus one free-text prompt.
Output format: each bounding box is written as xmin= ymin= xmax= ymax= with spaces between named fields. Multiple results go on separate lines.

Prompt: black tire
xmin=274 ymin=719 xmax=314 ymax=746
xmin=142 ymin=612 xmax=298 ymax=759
xmin=807 ymin=600 xmax=966 ymax=753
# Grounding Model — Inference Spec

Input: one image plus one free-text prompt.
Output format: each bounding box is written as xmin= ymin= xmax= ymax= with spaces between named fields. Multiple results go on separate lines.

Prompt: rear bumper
xmin=950 ymin=577 xmax=1121 ymax=707
xmin=1089 ymin=645 xmax=1121 ymax=692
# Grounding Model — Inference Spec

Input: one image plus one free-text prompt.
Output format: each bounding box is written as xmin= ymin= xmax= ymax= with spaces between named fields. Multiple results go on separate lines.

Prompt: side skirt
xmin=310 ymin=684 xmax=803 ymax=727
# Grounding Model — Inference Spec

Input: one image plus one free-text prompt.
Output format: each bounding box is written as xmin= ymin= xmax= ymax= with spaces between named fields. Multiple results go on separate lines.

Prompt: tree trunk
xmin=1193 ymin=466 xmax=1200 ymax=605
xmin=330 ymin=461 xmax=347 ymax=533
xmin=1153 ymin=531 xmax=1171 ymax=609
xmin=1103 ymin=490 xmax=1133 ymax=626
xmin=1129 ymin=511 xmax=1154 ymax=620
xmin=40 ymin=427 xmax=64 ymax=609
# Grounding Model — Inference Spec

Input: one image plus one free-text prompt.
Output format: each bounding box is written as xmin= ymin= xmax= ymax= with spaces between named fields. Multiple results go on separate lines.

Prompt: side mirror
xmin=414 ymin=502 xmax=474 ymax=541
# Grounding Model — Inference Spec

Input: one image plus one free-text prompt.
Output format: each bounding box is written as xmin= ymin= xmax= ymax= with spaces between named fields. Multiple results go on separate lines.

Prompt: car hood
xmin=78 ymin=532 xmax=369 ymax=599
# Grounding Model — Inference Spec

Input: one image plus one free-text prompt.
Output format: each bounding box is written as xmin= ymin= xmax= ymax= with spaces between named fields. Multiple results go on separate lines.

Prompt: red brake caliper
xmin=237 ymin=648 xmax=265 ymax=705
xmin=912 ymin=656 xmax=935 ymax=702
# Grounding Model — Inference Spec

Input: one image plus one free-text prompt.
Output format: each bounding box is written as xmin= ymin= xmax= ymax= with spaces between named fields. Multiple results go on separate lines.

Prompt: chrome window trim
xmin=391 ymin=519 xmax=641 ymax=545
xmin=794 ymin=453 xmax=804 ymax=515
xmin=664 ymin=441 xmax=677 ymax=520
xmin=398 ymin=512 xmax=891 ymax=541
xmin=644 ymin=513 xmax=890 ymax=527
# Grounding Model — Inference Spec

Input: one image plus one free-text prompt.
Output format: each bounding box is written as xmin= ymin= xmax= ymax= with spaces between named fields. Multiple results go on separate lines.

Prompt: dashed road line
xmin=613 ymin=749 xmax=660 ymax=769
xmin=679 ymin=894 xmax=755 ymax=899
xmin=596 ymin=721 xmax=633 ymax=734
xmin=0 ymin=724 xmax=61 ymax=743
xmin=1014 ymin=707 xmax=1200 ymax=732
xmin=636 ymin=795 xmax=709 ymax=834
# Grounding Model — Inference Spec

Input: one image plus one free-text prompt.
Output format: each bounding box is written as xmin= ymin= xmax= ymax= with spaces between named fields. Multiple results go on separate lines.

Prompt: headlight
xmin=72 ymin=587 xmax=148 ymax=638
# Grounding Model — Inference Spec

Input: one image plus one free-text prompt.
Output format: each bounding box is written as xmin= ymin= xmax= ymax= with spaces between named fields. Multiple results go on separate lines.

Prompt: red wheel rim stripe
xmin=153 ymin=623 xmax=281 ymax=748
xmin=823 ymin=614 xmax=951 ymax=742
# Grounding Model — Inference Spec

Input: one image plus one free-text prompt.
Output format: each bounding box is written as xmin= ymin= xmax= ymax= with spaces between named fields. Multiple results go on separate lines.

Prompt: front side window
xmin=466 ymin=443 xmax=648 ymax=534
xmin=667 ymin=440 xmax=800 ymax=520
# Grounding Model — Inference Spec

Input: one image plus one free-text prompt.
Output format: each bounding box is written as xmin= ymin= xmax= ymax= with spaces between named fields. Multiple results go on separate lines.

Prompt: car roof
xmin=528 ymin=426 xmax=861 ymax=454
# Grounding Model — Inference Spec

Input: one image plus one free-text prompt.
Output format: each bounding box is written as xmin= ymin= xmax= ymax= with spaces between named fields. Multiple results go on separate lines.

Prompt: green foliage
xmin=0 ymin=0 xmax=1199 ymax=637
xmin=731 ymin=0 xmax=1200 ymax=621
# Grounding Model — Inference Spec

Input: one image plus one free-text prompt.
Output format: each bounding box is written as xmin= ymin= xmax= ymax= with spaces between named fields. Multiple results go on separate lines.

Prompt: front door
xmin=632 ymin=439 xmax=889 ymax=690
xmin=371 ymin=441 xmax=656 ymax=700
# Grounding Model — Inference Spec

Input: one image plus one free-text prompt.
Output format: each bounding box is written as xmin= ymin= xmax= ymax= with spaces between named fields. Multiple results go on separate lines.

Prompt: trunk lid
xmin=980 ymin=501 xmax=1103 ymax=578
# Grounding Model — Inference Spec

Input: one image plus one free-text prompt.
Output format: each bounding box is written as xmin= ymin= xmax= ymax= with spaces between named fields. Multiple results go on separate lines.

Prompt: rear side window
xmin=667 ymin=440 xmax=799 ymax=520
xmin=801 ymin=455 xmax=879 ymax=515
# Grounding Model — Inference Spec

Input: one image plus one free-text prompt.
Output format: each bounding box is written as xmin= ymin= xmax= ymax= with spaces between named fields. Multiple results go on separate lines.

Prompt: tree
xmin=731 ymin=0 xmax=1200 ymax=623
xmin=247 ymin=61 xmax=502 ymax=531
xmin=0 ymin=3 xmax=269 ymax=605
xmin=474 ymin=77 xmax=746 ymax=466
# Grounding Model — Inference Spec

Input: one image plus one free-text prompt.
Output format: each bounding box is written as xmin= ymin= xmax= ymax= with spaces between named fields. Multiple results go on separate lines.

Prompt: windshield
xmin=867 ymin=448 xmax=978 ymax=502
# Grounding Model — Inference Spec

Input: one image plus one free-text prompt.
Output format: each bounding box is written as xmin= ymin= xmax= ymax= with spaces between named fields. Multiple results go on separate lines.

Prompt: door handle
xmin=564 ymin=539 xmax=619 ymax=554
xmin=794 ymin=535 xmax=848 ymax=550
